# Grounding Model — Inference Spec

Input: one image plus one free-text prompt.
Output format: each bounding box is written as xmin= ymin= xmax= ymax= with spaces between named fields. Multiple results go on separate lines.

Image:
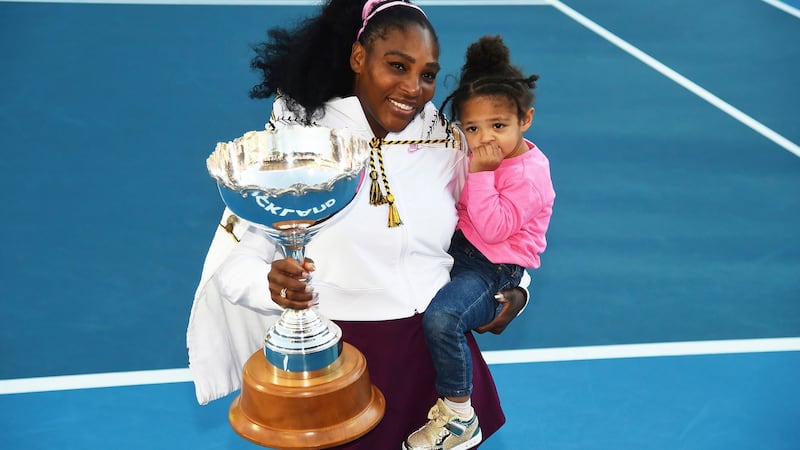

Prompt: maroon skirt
xmin=328 ymin=314 xmax=505 ymax=449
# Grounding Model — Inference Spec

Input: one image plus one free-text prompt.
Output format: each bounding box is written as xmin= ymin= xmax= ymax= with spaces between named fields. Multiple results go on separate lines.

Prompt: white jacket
xmin=186 ymin=96 xmax=468 ymax=404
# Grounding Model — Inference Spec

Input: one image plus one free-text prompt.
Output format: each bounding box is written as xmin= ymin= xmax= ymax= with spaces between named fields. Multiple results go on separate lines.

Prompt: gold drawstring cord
xmin=368 ymin=137 xmax=387 ymax=206
xmin=367 ymin=136 xmax=458 ymax=228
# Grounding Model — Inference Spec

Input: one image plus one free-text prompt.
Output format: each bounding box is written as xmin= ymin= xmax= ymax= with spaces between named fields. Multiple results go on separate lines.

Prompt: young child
xmin=404 ymin=35 xmax=555 ymax=450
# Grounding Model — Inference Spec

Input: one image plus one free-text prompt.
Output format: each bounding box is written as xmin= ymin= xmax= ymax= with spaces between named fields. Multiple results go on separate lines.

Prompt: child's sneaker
xmin=402 ymin=399 xmax=482 ymax=450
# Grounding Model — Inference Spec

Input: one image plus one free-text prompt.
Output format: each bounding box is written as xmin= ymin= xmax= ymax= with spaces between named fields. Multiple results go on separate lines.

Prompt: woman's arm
xmin=212 ymin=224 xmax=285 ymax=314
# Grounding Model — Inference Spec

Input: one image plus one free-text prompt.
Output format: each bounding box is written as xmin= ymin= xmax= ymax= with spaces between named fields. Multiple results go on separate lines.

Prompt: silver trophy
xmin=207 ymin=125 xmax=384 ymax=449
xmin=207 ymin=125 xmax=371 ymax=371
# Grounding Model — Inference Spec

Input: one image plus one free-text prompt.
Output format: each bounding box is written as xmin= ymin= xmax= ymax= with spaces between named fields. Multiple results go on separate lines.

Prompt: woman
xmin=187 ymin=1 xmax=528 ymax=447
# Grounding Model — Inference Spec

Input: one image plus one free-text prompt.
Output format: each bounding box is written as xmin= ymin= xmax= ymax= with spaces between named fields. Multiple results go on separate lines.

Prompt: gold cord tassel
xmin=380 ymin=152 xmax=401 ymax=225
xmin=386 ymin=194 xmax=402 ymax=227
xmin=369 ymin=168 xmax=385 ymax=205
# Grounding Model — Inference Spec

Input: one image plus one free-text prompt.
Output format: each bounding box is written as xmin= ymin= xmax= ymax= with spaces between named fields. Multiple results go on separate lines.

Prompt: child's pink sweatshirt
xmin=457 ymin=139 xmax=555 ymax=268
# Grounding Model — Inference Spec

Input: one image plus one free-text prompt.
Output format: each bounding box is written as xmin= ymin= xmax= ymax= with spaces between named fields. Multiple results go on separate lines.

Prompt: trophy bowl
xmin=207 ymin=125 xmax=385 ymax=449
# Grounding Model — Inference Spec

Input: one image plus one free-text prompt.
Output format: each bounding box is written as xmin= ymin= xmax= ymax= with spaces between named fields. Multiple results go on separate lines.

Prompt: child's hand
xmin=469 ymin=141 xmax=504 ymax=172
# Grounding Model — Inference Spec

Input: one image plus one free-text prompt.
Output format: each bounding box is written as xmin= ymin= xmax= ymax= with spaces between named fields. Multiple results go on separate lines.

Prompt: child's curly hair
xmin=441 ymin=35 xmax=539 ymax=122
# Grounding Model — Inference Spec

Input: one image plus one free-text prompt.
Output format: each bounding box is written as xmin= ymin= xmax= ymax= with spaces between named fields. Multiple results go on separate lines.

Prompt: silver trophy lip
xmin=207 ymin=126 xmax=370 ymax=197
xmin=208 ymin=125 xmax=372 ymax=235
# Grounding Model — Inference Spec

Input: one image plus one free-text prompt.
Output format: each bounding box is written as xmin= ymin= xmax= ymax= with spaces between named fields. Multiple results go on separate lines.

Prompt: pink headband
xmin=356 ymin=0 xmax=427 ymax=41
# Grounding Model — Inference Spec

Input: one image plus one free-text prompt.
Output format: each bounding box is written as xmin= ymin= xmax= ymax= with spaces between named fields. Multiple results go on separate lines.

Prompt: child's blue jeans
xmin=423 ymin=229 xmax=524 ymax=398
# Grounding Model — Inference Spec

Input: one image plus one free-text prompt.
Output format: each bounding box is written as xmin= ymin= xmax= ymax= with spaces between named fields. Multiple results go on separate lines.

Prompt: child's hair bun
xmin=464 ymin=35 xmax=510 ymax=73
xmin=442 ymin=33 xmax=539 ymax=121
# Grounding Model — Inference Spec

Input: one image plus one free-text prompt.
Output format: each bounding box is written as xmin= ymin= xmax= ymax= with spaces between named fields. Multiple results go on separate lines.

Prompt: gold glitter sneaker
xmin=402 ymin=399 xmax=482 ymax=450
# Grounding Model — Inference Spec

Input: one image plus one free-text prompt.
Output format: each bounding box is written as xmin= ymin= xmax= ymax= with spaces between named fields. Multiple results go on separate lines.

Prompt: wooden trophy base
xmin=229 ymin=342 xmax=385 ymax=450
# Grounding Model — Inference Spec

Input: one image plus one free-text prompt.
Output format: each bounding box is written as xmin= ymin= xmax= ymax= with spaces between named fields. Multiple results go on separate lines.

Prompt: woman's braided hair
xmin=441 ymin=35 xmax=539 ymax=122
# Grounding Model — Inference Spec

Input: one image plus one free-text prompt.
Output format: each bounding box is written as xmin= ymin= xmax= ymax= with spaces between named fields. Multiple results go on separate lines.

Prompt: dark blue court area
xmin=1 ymin=1 xmax=798 ymax=449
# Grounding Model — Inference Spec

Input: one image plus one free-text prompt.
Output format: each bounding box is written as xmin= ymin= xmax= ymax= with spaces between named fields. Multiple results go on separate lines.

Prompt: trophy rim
xmin=207 ymin=125 xmax=371 ymax=196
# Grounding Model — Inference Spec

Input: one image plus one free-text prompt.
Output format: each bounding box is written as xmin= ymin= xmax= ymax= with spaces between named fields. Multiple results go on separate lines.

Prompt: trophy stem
xmin=265 ymin=231 xmax=343 ymax=373
xmin=278 ymin=227 xmax=309 ymax=264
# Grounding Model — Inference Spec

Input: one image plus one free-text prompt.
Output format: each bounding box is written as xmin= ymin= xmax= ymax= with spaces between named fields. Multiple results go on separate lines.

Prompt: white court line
xmin=1 ymin=338 xmax=798 ymax=395
xmin=0 ymin=0 xmax=319 ymax=3
xmin=484 ymin=337 xmax=800 ymax=364
xmin=0 ymin=369 xmax=192 ymax=395
xmin=0 ymin=368 xmax=194 ymax=396
xmin=419 ymin=0 xmax=550 ymax=4
xmin=761 ymin=0 xmax=800 ymax=18
xmin=550 ymin=0 xmax=800 ymax=158
xmin=0 ymin=1 xmax=550 ymax=4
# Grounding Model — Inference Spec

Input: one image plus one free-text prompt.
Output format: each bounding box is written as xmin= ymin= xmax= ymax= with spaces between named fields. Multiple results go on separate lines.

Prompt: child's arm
xmin=463 ymin=169 xmax=541 ymax=243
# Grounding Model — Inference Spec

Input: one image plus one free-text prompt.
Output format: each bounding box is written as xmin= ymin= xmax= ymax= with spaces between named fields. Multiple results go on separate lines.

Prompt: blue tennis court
xmin=1 ymin=1 xmax=798 ymax=449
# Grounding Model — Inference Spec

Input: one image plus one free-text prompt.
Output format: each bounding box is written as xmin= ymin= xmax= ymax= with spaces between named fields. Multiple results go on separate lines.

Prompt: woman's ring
xmin=279 ymin=287 xmax=288 ymax=298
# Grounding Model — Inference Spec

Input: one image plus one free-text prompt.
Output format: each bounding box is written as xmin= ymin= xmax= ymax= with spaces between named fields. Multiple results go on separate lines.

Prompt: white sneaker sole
xmin=451 ymin=428 xmax=483 ymax=450
xmin=401 ymin=429 xmax=483 ymax=450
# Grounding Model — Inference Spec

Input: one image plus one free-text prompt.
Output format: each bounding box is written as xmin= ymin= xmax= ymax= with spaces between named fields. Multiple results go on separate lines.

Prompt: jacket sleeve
xmin=212 ymin=224 xmax=285 ymax=314
xmin=186 ymin=97 xmax=301 ymax=405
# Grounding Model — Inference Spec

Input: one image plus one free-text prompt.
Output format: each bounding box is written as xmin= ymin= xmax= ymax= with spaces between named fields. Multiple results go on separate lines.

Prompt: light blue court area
xmin=1 ymin=1 xmax=798 ymax=449
xmin=1 ymin=350 xmax=798 ymax=450
xmin=489 ymin=351 xmax=800 ymax=450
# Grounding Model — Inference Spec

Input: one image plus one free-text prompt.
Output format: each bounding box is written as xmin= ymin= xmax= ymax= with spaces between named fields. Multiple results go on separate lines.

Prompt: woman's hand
xmin=267 ymin=257 xmax=318 ymax=309
xmin=475 ymin=286 xmax=529 ymax=334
